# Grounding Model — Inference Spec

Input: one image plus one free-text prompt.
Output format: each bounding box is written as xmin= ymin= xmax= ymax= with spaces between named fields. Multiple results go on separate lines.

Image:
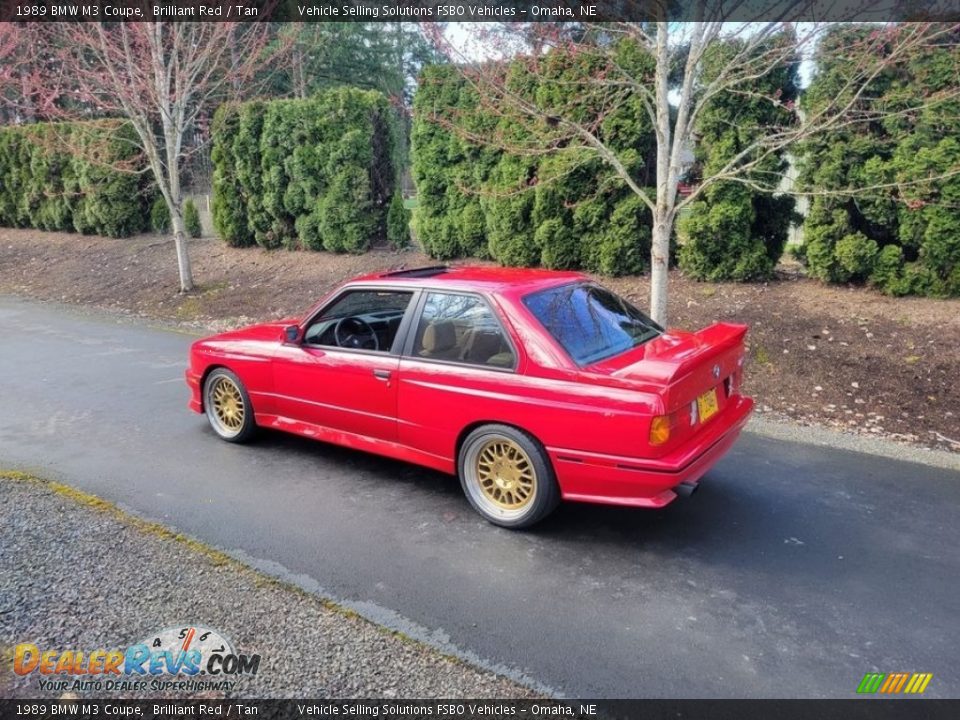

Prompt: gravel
xmin=0 ymin=474 xmax=536 ymax=699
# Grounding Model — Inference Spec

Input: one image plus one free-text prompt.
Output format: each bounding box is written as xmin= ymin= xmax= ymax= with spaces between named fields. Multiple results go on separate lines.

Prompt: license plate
xmin=697 ymin=388 xmax=719 ymax=423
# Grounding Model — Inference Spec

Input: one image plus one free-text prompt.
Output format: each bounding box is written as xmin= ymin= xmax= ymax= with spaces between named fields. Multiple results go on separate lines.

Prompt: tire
xmin=203 ymin=368 xmax=256 ymax=443
xmin=458 ymin=424 xmax=560 ymax=529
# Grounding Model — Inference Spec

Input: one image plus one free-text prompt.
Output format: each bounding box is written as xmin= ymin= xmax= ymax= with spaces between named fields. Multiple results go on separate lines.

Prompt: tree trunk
xmin=650 ymin=215 xmax=670 ymax=327
xmin=650 ymin=23 xmax=672 ymax=328
xmin=170 ymin=207 xmax=194 ymax=293
xmin=162 ymin=115 xmax=194 ymax=293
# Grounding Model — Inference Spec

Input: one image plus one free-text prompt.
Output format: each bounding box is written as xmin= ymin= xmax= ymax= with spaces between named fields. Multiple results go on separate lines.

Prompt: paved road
xmin=1 ymin=296 xmax=958 ymax=698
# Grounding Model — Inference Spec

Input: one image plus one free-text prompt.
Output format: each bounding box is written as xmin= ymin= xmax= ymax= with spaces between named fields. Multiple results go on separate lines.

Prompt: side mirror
xmin=283 ymin=325 xmax=301 ymax=344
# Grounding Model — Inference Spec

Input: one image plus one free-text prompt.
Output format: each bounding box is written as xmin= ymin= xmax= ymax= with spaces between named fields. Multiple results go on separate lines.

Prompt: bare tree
xmin=40 ymin=21 xmax=279 ymax=292
xmin=0 ymin=23 xmax=61 ymax=124
xmin=427 ymin=19 xmax=960 ymax=325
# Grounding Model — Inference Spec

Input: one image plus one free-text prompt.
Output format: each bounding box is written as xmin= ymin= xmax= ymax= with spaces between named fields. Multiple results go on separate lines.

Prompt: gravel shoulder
xmin=0 ymin=472 xmax=537 ymax=699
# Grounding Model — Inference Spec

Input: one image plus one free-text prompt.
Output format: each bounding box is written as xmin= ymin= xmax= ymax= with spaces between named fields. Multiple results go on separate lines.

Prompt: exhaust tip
xmin=674 ymin=482 xmax=700 ymax=498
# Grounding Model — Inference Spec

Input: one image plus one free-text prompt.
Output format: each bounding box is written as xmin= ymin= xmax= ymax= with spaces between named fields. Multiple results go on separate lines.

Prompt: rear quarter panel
xmin=396 ymin=359 xmax=660 ymax=471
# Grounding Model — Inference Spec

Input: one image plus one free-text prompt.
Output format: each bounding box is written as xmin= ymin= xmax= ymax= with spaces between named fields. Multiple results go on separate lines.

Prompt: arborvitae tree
xmin=210 ymin=88 xmax=401 ymax=254
xmin=184 ymin=199 xmax=202 ymax=239
xmin=411 ymin=42 xmax=656 ymax=275
xmin=0 ymin=120 xmax=149 ymax=238
xmin=211 ymin=104 xmax=254 ymax=247
xmin=799 ymin=25 xmax=960 ymax=297
xmin=678 ymin=35 xmax=800 ymax=281
xmin=387 ymin=191 xmax=411 ymax=248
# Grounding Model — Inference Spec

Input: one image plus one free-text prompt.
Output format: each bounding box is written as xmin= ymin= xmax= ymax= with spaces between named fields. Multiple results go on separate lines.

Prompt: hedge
xmin=677 ymin=36 xmax=799 ymax=281
xmin=0 ymin=120 xmax=151 ymax=238
xmin=184 ymin=199 xmax=202 ymax=238
xmin=211 ymin=88 xmax=406 ymax=252
xmin=798 ymin=26 xmax=960 ymax=297
xmin=411 ymin=53 xmax=657 ymax=276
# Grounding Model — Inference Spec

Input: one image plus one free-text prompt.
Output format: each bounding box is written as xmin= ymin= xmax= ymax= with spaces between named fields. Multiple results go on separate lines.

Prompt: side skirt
xmin=254 ymin=413 xmax=456 ymax=476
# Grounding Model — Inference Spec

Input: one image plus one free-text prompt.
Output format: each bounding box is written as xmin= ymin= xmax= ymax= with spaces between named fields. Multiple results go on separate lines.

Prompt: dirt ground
xmin=1 ymin=229 xmax=958 ymax=452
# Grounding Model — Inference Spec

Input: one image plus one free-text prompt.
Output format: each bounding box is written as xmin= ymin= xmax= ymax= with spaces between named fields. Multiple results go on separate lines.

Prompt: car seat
xmin=460 ymin=328 xmax=514 ymax=368
xmin=419 ymin=320 xmax=459 ymax=360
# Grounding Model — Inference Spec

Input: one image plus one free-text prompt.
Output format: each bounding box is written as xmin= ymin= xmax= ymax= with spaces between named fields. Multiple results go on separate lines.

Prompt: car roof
xmin=349 ymin=265 xmax=587 ymax=295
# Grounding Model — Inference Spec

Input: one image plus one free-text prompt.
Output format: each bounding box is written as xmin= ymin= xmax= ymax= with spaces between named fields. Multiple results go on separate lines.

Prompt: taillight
xmin=726 ymin=370 xmax=740 ymax=396
xmin=649 ymin=414 xmax=674 ymax=446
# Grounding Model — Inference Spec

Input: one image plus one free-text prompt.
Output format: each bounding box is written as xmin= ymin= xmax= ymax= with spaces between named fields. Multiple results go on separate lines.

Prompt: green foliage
xmin=412 ymin=64 xmax=496 ymax=260
xmin=151 ymin=196 xmax=170 ymax=233
xmin=834 ymin=233 xmax=879 ymax=281
xmin=678 ymin=35 xmax=799 ymax=281
xmin=319 ymin=165 xmax=376 ymax=253
xmin=411 ymin=46 xmax=657 ymax=273
xmin=211 ymin=103 xmax=254 ymax=247
xmin=536 ymin=218 xmax=579 ymax=270
xmin=210 ymin=88 xmax=401 ymax=254
xmin=387 ymin=191 xmax=410 ymax=248
xmin=0 ymin=120 xmax=150 ymax=238
xmin=184 ymin=199 xmax=202 ymax=238
xmin=799 ymin=25 xmax=960 ymax=296
xmin=586 ymin=196 xmax=651 ymax=276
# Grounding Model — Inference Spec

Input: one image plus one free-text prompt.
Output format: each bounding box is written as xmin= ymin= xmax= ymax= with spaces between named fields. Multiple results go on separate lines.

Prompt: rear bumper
xmin=550 ymin=395 xmax=753 ymax=508
xmin=185 ymin=369 xmax=203 ymax=414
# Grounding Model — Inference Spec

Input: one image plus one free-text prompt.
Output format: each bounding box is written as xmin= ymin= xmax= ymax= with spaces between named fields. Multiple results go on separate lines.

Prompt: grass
xmin=752 ymin=345 xmax=771 ymax=365
xmin=403 ymin=197 xmax=419 ymax=210
xmin=173 ymin=281 xmax=229 ymax=320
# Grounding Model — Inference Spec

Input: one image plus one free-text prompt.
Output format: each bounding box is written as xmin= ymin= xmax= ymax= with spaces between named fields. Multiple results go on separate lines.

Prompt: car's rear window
xmin=523 ymin=283 xmax=663 ymax=365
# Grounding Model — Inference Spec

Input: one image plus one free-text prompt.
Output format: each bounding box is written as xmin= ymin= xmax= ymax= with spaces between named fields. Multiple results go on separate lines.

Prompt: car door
xmin=272 ymin=288 xmax=417 ymax=442
xmin=397 ymin=291 xmax=521 ymax=462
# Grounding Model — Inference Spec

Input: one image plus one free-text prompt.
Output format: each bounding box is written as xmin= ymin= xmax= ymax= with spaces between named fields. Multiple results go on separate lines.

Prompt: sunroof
xmin=381 ymin=265 xmax=449 ymax=278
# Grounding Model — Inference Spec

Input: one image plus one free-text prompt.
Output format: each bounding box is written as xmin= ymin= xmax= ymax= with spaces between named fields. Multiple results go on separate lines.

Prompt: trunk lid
xmin=589 ymin=322 xmax=748 ymax=413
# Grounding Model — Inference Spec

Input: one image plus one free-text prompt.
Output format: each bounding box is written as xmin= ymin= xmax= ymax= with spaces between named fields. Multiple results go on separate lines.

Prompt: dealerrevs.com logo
xmin=13 ymin=625 xmax=261 ymax=693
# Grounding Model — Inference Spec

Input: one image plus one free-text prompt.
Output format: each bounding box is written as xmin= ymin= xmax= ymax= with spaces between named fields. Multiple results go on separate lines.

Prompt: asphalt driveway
xmin=0 ymin=296 xmax=957 ymax=698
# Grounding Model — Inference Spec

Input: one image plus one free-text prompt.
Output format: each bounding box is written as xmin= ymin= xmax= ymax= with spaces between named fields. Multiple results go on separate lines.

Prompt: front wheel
xmin=458 ymin=424 xmax=560 ymax=529
xmin=203 ymin=368 xmax=256 ymax=443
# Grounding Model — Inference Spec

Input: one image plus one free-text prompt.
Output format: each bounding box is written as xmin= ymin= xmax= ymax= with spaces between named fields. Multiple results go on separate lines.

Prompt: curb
xmin=746 ymin=416 xmax=960 ymax=472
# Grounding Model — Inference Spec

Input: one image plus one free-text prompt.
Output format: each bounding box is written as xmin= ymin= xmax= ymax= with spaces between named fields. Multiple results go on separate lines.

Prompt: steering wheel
xmin=334 ymin=316 xmax=380 ymax=351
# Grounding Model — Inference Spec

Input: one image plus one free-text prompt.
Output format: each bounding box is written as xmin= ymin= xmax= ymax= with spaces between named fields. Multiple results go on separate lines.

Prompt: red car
xmin=186 ymin=266 xmax=753 ymax=528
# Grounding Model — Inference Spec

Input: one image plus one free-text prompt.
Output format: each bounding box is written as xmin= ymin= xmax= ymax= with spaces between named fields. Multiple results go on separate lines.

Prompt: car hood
xmin=191 ymin=318 xmax=299 ymax=356
xmin=204 ymin=318 xmax=298 ymax=343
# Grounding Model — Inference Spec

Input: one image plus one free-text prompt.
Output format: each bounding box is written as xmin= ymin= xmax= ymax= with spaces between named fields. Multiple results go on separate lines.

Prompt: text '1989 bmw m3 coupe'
xmin=186 ymin=266 xmax=753 ymax=528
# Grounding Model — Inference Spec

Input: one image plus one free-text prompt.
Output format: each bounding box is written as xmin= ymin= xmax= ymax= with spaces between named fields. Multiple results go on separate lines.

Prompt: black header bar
xmin=1 ymin=0 xmax=959 ymax=23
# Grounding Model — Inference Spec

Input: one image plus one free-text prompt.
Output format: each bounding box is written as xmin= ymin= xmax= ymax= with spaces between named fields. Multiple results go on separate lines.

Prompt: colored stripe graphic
xmin=907 ymin=673 xmax=933 ymax=694
xmin=880 ymin=673 xmax=900 ymax=693
xmin=858 ymin=672 xmax=933 ymax=694
xmin=857 ymin=673 xmax=886 ymax=693
xmin=893 ymin=673 xmax=909 ymax=693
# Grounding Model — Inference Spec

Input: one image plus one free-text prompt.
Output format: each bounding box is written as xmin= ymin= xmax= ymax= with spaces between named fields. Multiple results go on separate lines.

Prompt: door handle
xmin=373 ymin=369 xmax=391 ymax=381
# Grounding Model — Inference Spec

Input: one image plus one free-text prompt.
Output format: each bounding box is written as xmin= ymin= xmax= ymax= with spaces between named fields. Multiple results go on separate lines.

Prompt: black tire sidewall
xmin=458 ymin=424 xmax=559 ymax=529
xmin=204 ymin=368 xmax=256 ymax=443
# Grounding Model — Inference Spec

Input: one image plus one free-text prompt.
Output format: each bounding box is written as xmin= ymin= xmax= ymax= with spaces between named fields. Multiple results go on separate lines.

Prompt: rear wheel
xmin=458 ymin=424 xmax=559 ymax=529
xmin=204 ymin=368 xmax=256 ymax=443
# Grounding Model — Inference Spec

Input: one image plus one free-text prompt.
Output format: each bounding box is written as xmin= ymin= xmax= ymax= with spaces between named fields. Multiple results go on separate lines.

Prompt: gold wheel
xmin=475 ymin=438 xmax=536 ymax=511
xmin=210 ymin=376 xmax=245 ymax=432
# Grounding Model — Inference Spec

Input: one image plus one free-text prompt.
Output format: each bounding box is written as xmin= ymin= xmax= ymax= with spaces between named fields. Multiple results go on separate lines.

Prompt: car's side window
xmin=411 ymin=292 xmax=515 ymax=369
xmin=304 ymin=290 xmax=412 ymax=353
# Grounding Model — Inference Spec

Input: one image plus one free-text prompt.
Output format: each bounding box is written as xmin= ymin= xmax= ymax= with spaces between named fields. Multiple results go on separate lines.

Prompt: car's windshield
xmin=523 ymin=283 xmax=663 ymax=365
